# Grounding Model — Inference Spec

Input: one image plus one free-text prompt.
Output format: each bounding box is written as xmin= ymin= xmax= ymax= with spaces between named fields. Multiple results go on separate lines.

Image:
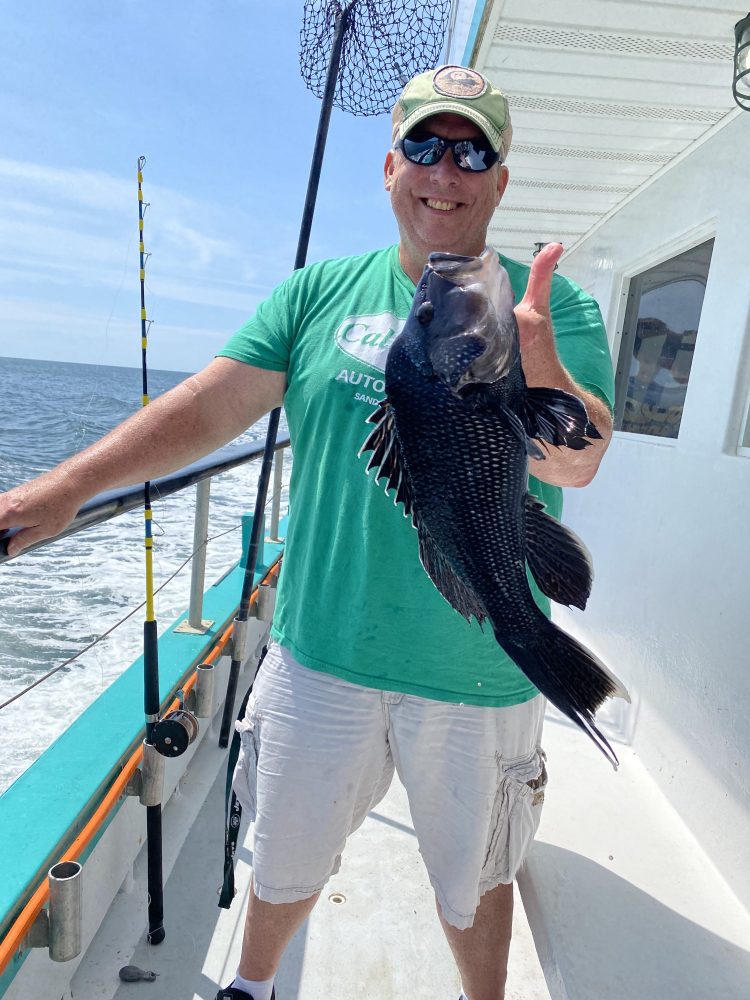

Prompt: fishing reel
xmin=151 ymin=708 xmax=199 ymax=757
xmin=133 ymin=693 xmax=203 ymax=807
xmin=150 ymin=664 xmax=214 ymax=758
xmin=130 ymin=711 xmax=198 ymax=808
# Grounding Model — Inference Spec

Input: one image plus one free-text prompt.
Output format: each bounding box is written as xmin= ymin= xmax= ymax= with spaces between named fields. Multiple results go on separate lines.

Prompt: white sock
xmin=231 ymin=972 xmax=275 ymax=1000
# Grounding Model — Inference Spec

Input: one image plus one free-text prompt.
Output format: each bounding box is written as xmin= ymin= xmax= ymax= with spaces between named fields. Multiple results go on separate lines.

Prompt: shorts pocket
xmin=481 ymin=749 xmax=548 ymax=884
xmin=231 ymin=716 xmax=261 ymax=818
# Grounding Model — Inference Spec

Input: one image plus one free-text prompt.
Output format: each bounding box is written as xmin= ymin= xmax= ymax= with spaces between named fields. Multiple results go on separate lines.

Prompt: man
xmin=0 ymin=67 xmax=614 ymax=1000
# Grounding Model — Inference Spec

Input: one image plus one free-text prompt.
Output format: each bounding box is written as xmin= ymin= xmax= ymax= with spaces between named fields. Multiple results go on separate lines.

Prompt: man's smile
xmin=422 ymin=198 xmax=461 ymax=212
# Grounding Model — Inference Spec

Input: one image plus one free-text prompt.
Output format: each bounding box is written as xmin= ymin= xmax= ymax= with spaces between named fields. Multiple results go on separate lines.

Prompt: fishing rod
xmin=216 ymin=2 xmax=355 ymax=747
xmin=218 ymin=6 xmax=361 ymax=906
xmin=136 ymin=157 xmax=166 ymax=945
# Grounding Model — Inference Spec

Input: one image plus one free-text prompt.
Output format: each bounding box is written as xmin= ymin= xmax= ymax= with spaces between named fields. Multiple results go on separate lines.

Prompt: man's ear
xmin=495 ymin=164 xmax=510 ymax=207
xmin=384 ymin=149 xmax=396 ymax=192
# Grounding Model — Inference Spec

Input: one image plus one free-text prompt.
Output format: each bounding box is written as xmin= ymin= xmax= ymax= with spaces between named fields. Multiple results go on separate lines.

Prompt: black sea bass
xmin=360 ymin=248 xmax=628 ymax=767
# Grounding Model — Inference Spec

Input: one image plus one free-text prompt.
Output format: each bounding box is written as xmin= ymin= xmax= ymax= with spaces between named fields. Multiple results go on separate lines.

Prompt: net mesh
xmin=300 ymin=0 xmax=452 ymax=116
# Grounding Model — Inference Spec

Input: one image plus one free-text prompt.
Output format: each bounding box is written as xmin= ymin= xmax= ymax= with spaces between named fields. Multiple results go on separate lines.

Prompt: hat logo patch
xmin=433 ymin=66 xmax=487 ymax=100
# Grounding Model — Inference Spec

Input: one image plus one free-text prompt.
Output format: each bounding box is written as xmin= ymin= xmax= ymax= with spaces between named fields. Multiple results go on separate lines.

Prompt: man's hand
xmin=514 ymin=242 xmax=612 ymax=488
xmin=0 ymin=468 xmax=87 ymax=558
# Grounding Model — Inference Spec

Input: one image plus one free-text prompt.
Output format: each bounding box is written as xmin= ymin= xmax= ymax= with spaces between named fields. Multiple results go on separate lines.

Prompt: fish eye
xmin=416 ymin=301 xmax=434 ymax=325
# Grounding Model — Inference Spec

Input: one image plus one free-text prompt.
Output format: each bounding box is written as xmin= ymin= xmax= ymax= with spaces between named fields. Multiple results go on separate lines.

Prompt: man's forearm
xmin=33 ymin=358 xmax=284 ymax=499
xmin=59 ymin=375 xmax=233 ymax=498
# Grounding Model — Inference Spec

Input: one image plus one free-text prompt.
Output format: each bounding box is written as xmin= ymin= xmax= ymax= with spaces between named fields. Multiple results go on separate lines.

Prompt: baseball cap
xmin=391 ymin=65 xmax=513 ymax=161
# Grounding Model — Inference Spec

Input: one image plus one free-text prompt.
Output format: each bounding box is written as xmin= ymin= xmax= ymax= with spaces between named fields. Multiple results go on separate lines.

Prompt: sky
xmin=0 ymin=1 xmax=462 ymax=372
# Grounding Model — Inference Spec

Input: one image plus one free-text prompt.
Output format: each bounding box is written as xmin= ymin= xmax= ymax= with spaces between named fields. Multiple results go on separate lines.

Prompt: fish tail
xmin=498 ymin=620 xmax=629 ymax=770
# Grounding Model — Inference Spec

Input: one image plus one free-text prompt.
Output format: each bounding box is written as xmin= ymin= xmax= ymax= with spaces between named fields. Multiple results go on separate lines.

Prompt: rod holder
xmin=194 ymin=662 xmax=215 ymax=717
xmin=256 ymin=582 xmax=276 ymax=622
xmin=139 ymin=740 xmax=165 ymax=807
xmin=25 ymin=862 xmax=83 ymax=961
xmin=232 ymin=616 xmax=249 ymax=662
xmin=49 ymin=861 xmax=82 ymax=961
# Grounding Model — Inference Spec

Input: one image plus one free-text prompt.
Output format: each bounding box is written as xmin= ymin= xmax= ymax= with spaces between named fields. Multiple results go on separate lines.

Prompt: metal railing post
xmin=189 ymin=479 xmax=211 ymax=628
xmin=174 ymin=479 xmax=214 ymax=635
xmin=269 ymin=448 xmax=285 ymax=543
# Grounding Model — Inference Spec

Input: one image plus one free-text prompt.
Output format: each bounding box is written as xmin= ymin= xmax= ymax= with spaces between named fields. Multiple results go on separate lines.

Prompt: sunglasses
xmin=395 ymin=131 xmax=501 ymax=172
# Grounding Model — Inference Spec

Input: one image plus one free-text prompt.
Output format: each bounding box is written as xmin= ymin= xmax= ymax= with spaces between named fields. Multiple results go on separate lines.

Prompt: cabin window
xmin=613 ymin=239 xmax=714 ymax=439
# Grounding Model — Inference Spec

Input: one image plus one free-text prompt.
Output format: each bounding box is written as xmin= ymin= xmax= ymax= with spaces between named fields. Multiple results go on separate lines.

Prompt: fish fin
xmin=416 ymin=520 xmax=487 ymax=626
xmin=359 ymin=399 xmax=415 ymax=517
xmin=524 ymin=494 xmax=593 ymax=610
xmin=523 ymin=387 xmax=602 ymax=450
xmin=498 ymin=620 xmax=630 ymax=770
xmin=495 ymin=402 xmax=546 ymax=460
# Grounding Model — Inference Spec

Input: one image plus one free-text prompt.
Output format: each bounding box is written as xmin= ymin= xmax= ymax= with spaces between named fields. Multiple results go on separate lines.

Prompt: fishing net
xmin=300 ymin=0 xmax=452 ymax=116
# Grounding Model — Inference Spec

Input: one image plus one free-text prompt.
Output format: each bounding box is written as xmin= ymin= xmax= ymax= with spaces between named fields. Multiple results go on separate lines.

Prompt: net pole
xmin=217 ymin=1 xmax=358 ymax=747
xmin=294 ymin=2 xmax=355 ymax=269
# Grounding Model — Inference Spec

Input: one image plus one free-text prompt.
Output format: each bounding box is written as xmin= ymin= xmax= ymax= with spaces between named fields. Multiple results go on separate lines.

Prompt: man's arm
xmin=514 ymin=242 xmax=613 ymax=488
xmin=0 ymin=357 xmax=286 ymax=556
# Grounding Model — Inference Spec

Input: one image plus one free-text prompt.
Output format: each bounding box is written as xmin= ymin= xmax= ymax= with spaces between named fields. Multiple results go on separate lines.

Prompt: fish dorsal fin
xmin=523 ymin=387 xmax=603 ymax=451
xmin=416 ymin=520 xmax=487 ymax=626
xmin=359 ymin=399 xmax=415 ymax=518
xmin=524 ymin=494 xmax=593 ymax=610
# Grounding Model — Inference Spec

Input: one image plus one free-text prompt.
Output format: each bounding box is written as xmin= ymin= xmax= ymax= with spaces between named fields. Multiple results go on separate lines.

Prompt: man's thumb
xmin=520 ymin=242 xmax=563 ymax=311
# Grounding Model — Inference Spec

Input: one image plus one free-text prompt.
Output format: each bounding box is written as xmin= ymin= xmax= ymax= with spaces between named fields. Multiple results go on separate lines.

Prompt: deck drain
xmin=328 ymin=892 xmax=346 ymax=904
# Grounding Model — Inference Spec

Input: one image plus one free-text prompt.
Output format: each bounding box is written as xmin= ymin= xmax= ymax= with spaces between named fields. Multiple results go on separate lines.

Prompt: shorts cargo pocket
xmin=231 ymin=715 xmax=261 ymax=818
xmin=480 ymin=749 xmax=548 ymax=886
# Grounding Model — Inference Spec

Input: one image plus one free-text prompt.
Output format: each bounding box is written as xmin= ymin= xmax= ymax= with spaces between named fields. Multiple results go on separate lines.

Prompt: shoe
xmin=215 ymin=988 xmax=275 ymax=1000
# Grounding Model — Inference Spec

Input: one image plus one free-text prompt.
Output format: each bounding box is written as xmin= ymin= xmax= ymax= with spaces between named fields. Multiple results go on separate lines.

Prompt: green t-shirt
xmin=219 ymin=245 xmax=614 ymax=706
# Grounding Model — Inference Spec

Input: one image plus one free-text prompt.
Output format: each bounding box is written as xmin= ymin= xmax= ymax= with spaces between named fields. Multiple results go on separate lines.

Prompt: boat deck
xmin=519 ymin=710 xmax=750 ymax=1000
xmin=6 ymin=632 xmax=748 ymax=1000
xmin=68 ymin=708 xmax=551 ymax=1000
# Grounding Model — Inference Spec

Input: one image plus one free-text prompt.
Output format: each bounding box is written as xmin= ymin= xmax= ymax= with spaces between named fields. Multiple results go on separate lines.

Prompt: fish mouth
xmin=428 ymin=247 xmax=497 ymax=282
xmin=422 ymin=249 xmax=518 ymax=390
xmin=427 ymin=247 xmax=515 ymax=331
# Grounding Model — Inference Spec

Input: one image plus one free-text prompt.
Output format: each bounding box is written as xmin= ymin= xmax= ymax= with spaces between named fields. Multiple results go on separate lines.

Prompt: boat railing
xmin=0 ymin=432 xmax=290 ymax=706
xmin=175 ymin=438 xmax=289 ymax=632
xmin=0 ymin=431 xmax=290 ymax=555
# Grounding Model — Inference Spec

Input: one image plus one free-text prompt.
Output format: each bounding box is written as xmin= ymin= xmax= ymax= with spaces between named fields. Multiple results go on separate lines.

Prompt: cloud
xmin=0 ymin=156 xmax=283 ymax=363
xmin=160 ymin=218 xmax=236 ymax=270
xmin=0 ymin=157 xmax=133 ymax=213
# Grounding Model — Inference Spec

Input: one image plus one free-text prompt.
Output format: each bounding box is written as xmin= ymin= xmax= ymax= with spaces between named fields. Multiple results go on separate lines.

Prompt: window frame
xmin=738 ymin=388 xmax=750 ymax=458
xmin=609 ymin=223 xmax=717 ymax=445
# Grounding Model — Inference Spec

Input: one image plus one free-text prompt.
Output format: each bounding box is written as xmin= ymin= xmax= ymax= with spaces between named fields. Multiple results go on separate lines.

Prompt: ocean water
xmin=0 ymin=356 xmax=290 ymax=794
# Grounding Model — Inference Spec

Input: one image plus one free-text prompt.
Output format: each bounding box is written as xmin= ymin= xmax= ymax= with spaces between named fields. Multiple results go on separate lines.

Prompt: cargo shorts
xmin=232 ymin=641 xmax=547 ymax=930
